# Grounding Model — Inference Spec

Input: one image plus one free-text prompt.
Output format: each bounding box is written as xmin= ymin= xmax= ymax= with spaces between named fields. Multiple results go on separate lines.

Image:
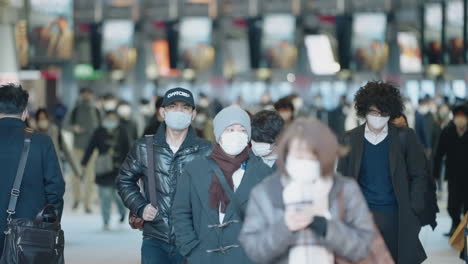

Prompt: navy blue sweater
xmin=359 ymin=137 xmax=398 ymax=211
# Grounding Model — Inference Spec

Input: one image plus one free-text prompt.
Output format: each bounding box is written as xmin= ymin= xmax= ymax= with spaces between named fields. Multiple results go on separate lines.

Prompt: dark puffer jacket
xmin=116 ymin=123 xmax=212 ymax=243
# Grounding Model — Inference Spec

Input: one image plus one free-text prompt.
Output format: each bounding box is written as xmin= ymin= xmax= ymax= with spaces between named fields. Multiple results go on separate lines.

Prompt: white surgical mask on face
xmin=164 ymin=110 xmax=192 ymax=130
xmin=117 ymin=105 xmax=132 ymax=120
xmin=251 ymin=141 xmax=273 ymax=157
xmin=286 ymin=157 xmax=321 ymax=183
xmin=102 ymin=120 xmax=118 ymax=130
xmin=220 ymin=131 xmax=249 ymax=156
xmin=103 ymin=101 xmax=118 ymax=111
xmin=366 ymin=115 xmax=390 ymax=130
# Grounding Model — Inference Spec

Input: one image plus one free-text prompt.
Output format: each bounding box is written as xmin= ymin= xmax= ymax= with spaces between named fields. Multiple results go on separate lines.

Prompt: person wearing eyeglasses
xmin=337 ymin=81 xmax=428 ymax=264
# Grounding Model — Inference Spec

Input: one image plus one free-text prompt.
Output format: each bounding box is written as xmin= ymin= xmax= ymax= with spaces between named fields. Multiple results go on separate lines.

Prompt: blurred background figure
xmin=143 ymin=97 xmax=164 ymax=136
xmin=433 ymin=104 xmax=468 ymax=237
xmin=81 ymin=111 xmax=130 ymax=231
xmin=274 ymin=97 xmax=295 ymax=123
xmin=35 ymin=108 xmax=81 ymax=178
xmin=251 ymin=110 xmax=285 ymax=168
xmin=67 ymin=87 xmax=101 ymax=213
xmin=117 ymin=101 xmax=139 ymax=143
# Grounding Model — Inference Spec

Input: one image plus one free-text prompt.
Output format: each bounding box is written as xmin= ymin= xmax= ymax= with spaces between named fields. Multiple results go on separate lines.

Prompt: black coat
xmin=81 ymin=126 xmax=131 ymax=186
xmin=434 ymin=122 xmax=468 ymax=182
xmin=0 ymin=118 xmax=65 ymax=256
xmin=337 ymin=124 xmax=427 ymax=264
xmin=172 ymin=152 xmax=273 ymax=264
xmin=116 ymin=123 xmax=212 ymax=244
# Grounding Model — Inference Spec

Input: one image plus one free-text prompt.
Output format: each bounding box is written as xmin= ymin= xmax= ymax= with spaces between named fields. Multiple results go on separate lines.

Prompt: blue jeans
xmin=141 ymin=237 xmax=184 ymax=264
xmin=98 ymin=185 xmax=126 ymax=225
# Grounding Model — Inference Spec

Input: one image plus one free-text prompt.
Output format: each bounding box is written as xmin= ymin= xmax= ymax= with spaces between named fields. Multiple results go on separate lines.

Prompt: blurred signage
xmin=305 ymin=35 xmax=340 ymax=75
xmin=224 ymin=18 xmax=250 ymax=76
xmin=104 ymin=0 xmax=138 ymax=20
xmin=74 ymin=64 xmax=102 ymax=80
xmin=445 ymin=1 xmax=464 ymax=65
xmin=14 ymin=20 xmax=28 ymax=68
xmin=28 ymin=0 xmax=74 ymax=61
xmin=398 ymin=32 xmax=422 ymax=73
xmin=142 ymin=0 xmax=169 ymax=20
xmin=181 ymin=1 xmax=209 ymax=16
xmin=423 ymin=3 xmax=443 ymax=65
xmin=152 ymin=40 xmax=178 ymax=77
xmin=350 ymin=0 xmax=390 ymax=11
xmin=261 ymin=14 xmax=297 ymax=69
xmin=306 ymin=0 xmax=344 ymax=13
xmin=103 ymin=20 xmax=137 ymax=72
xmin=221 ymin=0 xmax=250 ymax=17
xmin=351 ymin=13 xmax=388 ymax=72
xmin=178 ymin=17 xmax=214 ymax=71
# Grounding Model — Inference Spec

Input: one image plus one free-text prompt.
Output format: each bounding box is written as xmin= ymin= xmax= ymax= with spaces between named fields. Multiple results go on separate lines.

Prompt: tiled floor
xmin=61 ymin=207 xmax=465 ymax=264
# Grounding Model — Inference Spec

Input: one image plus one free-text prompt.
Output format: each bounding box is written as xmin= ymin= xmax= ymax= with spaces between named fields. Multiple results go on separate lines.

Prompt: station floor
xmin=62 ymin=187 xmax=464 ymax=264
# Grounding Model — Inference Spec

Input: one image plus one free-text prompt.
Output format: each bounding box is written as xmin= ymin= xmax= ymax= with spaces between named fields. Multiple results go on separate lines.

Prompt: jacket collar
xmin=0 ymin=117 xmax=26 ymax=128
xmin=153 ymin=122 xmax=199 ymax=152
xmin=222 ymin=153 xmax=269 ymax=222
xmin=191 ymin=152 xmax=270 ymax=224
xmin=350 ymin=123 xmax=399 ymax=181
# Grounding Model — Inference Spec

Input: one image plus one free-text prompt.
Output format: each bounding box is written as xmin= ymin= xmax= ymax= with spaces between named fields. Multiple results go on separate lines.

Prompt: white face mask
xmin=164 ymin=111 xmax=192 ymax=131
xmin=220 ymin=131 xmax=249 ymax=156
xmin=251 ymin=141 xmax=273 ymax=157
xmin=419 ymin=105 xmax=429 ymax=115
xmin=117 ymin=105 xmax=132 ymax=120
xmin=366 ymin=115 xmax=390 ymax=130
xmin=286 ymin=157 xmax=321 ymax=183
xmin=103 ymin=100 xmax=118 ymax=111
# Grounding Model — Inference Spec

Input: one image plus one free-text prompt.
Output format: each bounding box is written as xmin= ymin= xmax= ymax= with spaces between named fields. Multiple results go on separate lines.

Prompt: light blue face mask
xmin=164 ymin=111 xmax=192 ymax=130
xmin=102 ymin=120 xmax=119 ymax=130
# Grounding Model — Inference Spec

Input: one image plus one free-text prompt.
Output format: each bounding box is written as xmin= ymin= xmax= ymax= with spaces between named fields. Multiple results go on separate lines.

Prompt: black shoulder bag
xmin=207 ymin=159 xmax=244 ymax=221
xmin=1 ymin=130 xmax=65 ymax=264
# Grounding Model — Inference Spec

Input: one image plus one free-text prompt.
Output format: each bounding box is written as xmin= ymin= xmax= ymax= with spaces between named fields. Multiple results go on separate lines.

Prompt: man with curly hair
xmin=337 ymin=81 xmax=428 ymax=264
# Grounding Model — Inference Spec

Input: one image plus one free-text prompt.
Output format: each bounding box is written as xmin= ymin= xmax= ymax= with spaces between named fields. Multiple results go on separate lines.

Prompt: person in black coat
xmin=337 ymin=81 xmax=428 ymax=264
xmin=82 ymin=111 xmax=130 ymax=230
xmin=117 ymin=88 xmax=212 ymax=264
xmin=0 ymin=83 xmax=65 ymax=257
xmin=433 ymin=104 xmax=468 ymax=236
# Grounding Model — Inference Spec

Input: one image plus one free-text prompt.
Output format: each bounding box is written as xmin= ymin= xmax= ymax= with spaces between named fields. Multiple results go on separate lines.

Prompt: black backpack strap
xmin=207 ymin=159 xmax=244 ymax=221
xmin=6 ymin=129 xmax=33 ymax=222
xmin=145 ymin=135 xmax=158 ymax=207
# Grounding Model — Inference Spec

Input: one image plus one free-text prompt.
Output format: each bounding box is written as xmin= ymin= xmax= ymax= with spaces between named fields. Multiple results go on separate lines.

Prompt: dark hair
xmin=0 ymin=83 xmax=29 ymax=115
xmin=251 ymin=110 xmax=285 ymax=144
xmin=276 ymin=118 xmax=339 ymax=178
xmin=155 ymin=97 xmax=164 ymax=110
xmin=354 ymin=81 xmax=403 ymax=119
xmin=105 ymin=110 xmax=118 ymax=117
xmin=35 ymin=108 xmax=50 ymax=121
xmin=274 ymin=97 xmax=295 ymax=112
xmin=452 ymin=104 xmax=468 ymax=116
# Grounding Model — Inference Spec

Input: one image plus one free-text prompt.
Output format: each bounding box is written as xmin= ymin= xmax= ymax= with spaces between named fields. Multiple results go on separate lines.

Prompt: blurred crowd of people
xmin=8 ymin=81 xmax=468 ymax=263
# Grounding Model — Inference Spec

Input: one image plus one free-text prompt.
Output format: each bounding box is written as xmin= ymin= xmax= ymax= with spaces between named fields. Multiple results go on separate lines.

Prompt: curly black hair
xmin=0 ymin=83 xmax=29 ymax=115
xmin=354 ymin=81 xmax=403 ymax=119
xmin=251 ymin=110 xmax=285 ymax=144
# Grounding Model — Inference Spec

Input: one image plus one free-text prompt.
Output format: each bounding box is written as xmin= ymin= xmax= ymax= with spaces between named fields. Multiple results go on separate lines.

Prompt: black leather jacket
xmin=116 ymin=123 xmax=212 ymax=243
